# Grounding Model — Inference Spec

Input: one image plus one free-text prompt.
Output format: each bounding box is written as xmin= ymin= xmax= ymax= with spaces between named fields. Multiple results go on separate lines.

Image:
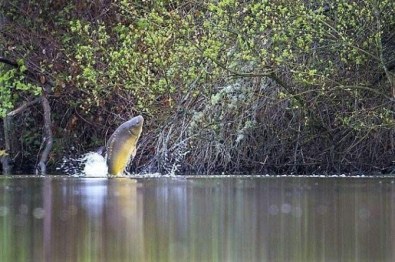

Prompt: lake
xmin=1 ymin=175 xmax=395 ymax=261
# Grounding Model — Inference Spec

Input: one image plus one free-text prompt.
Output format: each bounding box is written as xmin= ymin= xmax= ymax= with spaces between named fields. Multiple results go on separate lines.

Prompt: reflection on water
xmin=1 ymin=176 xmax=395 ymax=261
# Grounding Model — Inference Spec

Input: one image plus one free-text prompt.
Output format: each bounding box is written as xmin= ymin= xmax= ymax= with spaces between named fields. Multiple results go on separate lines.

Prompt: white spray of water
xmin=59 ymin=152 xmax=165 ymax=177
xmin=81 ymin=152 xmax=108 ymax=177
xmin=58 ymin=151 xmax=108 ymax=177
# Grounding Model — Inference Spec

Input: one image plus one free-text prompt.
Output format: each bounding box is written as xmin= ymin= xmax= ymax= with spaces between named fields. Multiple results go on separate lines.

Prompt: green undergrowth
xmin=0 ymin=0 xmax=394 ymax=174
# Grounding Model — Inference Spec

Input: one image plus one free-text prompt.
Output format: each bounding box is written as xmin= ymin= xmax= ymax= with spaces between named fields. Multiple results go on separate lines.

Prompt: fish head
xmin=125 ymin=115 xmax=144 ymax=137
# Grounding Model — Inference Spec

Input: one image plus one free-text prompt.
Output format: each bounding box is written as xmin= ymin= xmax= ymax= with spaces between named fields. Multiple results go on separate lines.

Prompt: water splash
xmin=57 ymin=152 xmax=108 ymax=177
xmin=81 ymin=152 xmax=108 ymax=177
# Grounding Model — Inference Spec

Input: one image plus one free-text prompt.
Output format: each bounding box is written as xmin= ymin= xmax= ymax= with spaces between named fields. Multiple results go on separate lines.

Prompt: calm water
xmin=1 ymin=176 xmax=395 ymax=262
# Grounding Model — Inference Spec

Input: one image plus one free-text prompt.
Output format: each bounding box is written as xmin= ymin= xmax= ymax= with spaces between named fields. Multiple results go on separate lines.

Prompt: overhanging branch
xmin=0 ymin=56 xmax=18 ymax=67
xmin=7 ymin=97 xmax=42 ymax=117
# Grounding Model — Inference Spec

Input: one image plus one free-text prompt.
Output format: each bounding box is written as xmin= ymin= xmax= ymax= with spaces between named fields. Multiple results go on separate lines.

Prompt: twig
xmin=7 ymin=97 xmax=42 ymax=116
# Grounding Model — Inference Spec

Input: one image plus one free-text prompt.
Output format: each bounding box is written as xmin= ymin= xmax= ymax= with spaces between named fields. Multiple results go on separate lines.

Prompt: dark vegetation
xmin=0 ymin=0 xmax=394 ymax=175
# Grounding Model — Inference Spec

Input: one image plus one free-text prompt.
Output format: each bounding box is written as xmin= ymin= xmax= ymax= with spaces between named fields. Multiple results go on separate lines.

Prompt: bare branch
xmin=7 ymin=97 xmax=42 ymax=117
xmin=0 ymin=56 xmax=18 ymax=67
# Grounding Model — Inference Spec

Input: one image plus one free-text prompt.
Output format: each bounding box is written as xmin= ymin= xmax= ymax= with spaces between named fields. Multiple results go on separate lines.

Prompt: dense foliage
xmin=0 ymin=0 xmax=394 ymax=174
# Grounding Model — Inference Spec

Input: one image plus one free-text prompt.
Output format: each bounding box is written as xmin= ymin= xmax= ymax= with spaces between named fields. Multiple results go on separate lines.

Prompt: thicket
xmin=0 ymin=0 xmax=394 ymax=174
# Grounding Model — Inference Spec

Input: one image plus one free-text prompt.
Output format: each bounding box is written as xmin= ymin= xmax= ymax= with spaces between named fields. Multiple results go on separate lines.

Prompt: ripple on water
xmin=32 ymin=208 xmax=45 ymax=219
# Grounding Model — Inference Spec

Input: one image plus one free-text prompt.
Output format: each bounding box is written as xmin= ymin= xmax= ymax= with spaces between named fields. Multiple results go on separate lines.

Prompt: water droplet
xmin=33 ymin=207 xmax=45 ymax=219
xmin=281 ymin=203 xmax=292 ymax=214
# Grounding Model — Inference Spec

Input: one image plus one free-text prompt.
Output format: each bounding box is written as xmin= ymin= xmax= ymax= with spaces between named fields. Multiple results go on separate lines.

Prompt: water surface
xmin=1 ymin=176 xmax=395 ymax=261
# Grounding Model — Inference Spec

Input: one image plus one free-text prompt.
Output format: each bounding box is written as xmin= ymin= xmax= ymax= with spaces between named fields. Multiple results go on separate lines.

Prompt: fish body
xmin=105 ymin=115 xmax=144 ymax=176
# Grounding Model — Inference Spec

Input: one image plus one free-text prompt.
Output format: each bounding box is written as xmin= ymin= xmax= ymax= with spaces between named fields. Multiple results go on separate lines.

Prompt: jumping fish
xmin=105 ymin=115 xmax=144 ymax=176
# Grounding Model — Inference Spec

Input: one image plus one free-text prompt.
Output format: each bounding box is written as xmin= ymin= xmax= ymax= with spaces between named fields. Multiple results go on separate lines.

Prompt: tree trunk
xmin=37 ymin=96 xmax=53 ymax=175
xmin=1 ymin=97 xmax=42 ymax=175
xmin=1 ymin=116 xmax=12 ymax=175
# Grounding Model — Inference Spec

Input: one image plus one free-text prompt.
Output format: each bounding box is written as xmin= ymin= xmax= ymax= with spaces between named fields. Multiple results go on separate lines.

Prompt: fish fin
xmin=131 ymin=148 xmax=137 ymax=159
